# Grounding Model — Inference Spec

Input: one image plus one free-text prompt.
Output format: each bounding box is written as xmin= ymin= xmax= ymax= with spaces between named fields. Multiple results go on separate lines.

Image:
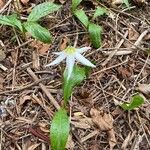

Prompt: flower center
xmin=64 ymin=46 xmax=76 ymax=54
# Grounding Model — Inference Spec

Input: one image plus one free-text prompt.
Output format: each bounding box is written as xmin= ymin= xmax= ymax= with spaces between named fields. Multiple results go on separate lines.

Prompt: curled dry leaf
xmin=138 ymin=84 xmax=150 ymax=97
xmin=112 ymin=0 xmax=123 ymax=5
xmin=128 ymin=26 xmax=139 ymax=41
xmin=59 ymin=37 xmax=69 ymax=50
xmin=20 ymin=0 xmax=30 ymax=5
xmin=0 ymin=0 xmax=5 ymax=9
xmin=90 ymin=108 xmax=117 ymax=150
xmin=30 ymin=40 xmax=50 ymax=54
xmin=133 ymin=0 xmax=146 ymax=6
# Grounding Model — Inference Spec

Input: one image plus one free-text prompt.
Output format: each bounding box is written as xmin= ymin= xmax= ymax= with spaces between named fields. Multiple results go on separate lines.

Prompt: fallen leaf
xmin=128 ymin=26 xmax=139 ymax=41
xmin=90 ymin=108 xmax=113 ymax=131
xmin=133 ymin=0 xmax=146 ymax=6
xmin=112 ymin=0 xmax=123 ymax=5
xmin=118 ymin=67 xmax=132 ymax=79
xmin=138 ymin=84 xmax=150 ymax=97
xmin=90 ymin=108 xmax=117 ymax=150
xmin=59 ymin=0 xmax=66 ymax=4
xmin=20 ymin=0 xmax=30 ymax=5
xmin=30 ymin=40 xmax=50 ymax=54
xmin=28 ymin=143 xmax=40 ymax=150
xmin=59 ymin=37 xmax=69 ymax=50
xmin=0 ymin=0 xmax=5 ymax=9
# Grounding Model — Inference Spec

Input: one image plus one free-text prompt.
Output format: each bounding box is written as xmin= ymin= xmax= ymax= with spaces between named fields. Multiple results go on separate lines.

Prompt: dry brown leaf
xmin=20 ymin=95 xmax=32 ymax=105
xmin=118 ymin=67 xmax=132 ymax=79
xmin=90 ymin=108 xmax=117 ymax=150
xmin=0 ymin=0 xmax=5 ymax=9
xmin=59 ymin=37 xmax=69 ymax=50
xmin=133 ymin=0 xmax=146 ymax=6
xmin=28 ymin=143 xmax=40 ymax=150
xmin=20 ymin=0 xmax=30 ymax=5
xmin=138 ymin=84 xmax=150 ymax=97
xmin=30 ymin=40 xmax=50 ymax=54
xmin=90 ymin=108 xmax=113 ymax=131
xmin=59 ymin=0 xmax=66 ymax=4
xmin=128 ymin=26 xmax=139 ymax=41
xmin=112 ymin=0 xmax=123 ymax=5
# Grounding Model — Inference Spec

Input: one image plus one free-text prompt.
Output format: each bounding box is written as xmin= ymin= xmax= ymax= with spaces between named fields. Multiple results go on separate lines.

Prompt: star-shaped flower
xmin=45 ymin=46 xmax=96 ymax=80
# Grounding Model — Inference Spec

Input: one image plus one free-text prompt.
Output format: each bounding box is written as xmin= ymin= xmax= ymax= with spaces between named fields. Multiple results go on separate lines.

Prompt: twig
xmin=0 ymin=0 xmax=12 ymax=13
xmin=27 ymin=67 xmax=60 ymax=110
xmin=101 ymin=30 xmax=128 ymax=66
xmin=131 ymin=29 xmax=150 ymax=48
xmin=0 ymin=78 xmax=49 ymax=95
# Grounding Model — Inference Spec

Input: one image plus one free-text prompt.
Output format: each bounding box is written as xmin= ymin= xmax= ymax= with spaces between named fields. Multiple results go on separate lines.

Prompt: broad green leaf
xmin=0 ymin=14 xmax=23 ymax=31
xmin=123 ymin=0 xmax=130 ymax=7
xmin=50 ymin=109 xmax=70 ymax=150
xmin=28 ymin=2 xmax=61 ymax=22
xmin=121 ymin=94 xmax=144 ymax=111
xmin=74 ymin=9 xmax=89 ymax=28
xmin=93 ymin=7 xmax=108 ymax=20
xmin=71 ymin=0 xmax=82 ymax=11
xmin=63 ymin=65 xmax=86 ymax=102
xmin=23 ymin=22 xmax=52 ymax=43
xmin=88 ymin=23 xmax=102 ymax=48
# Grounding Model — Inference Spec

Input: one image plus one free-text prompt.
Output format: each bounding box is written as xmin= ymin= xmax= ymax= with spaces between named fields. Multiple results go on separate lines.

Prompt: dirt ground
xmin=0 ymin=0 xmax=150 ymax=150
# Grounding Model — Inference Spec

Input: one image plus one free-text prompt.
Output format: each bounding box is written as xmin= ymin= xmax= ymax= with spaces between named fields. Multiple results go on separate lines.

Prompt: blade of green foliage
xmin=123 ymin=0 xmax=130 ymax=7
xmin=50 ymin=108 xmax=70 ymax=150
xmin=0 ymin=14 xmax=23 ymax=31
xmin=88 ymin=23 xmax=102 ymax=48
xmin=93 ymin=7 xmax=108 ymax=20
xmin=71 ymin=0 xmax=82 ymax=12
xmin=63 ymin=65 xmax=86 ymax=102
xmin=23 ymin=22 xmax=52 ymax=43
xmin=74 ymin=9 xmax=89 ymax=28
xmin=121 ymin=95 xmax=144 ymax=111
xmin=28 ymin=2 xmax=61 ymax=22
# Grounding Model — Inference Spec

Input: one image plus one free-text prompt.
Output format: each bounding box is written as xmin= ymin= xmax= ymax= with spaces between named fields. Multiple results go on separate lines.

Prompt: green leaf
xmin=74 ymin=9 xmax=89 ymax=28
xmin=0 ymin=14 xmax=23 ymax=31
xmin=23 ymin=22 xmax=52 ymax=43
xmin=123 ymin=0 xmax=130 ymax=7
xmin=63 ymin=65 xmax=86 ymax=102
xmin=28 ymin=2 xmax=61 ymax=22
xmin=88 ymin=23 xmax=103 ymax=48
xmin=93 ymin=7 xmax=108 ymax=20
xmin=121 ymin=94 xmax=144 ymax=111
xmin=71 ymin=0 xmax=82 ymax=12
xmin=50 ymin=109 xmax=70 ymax=150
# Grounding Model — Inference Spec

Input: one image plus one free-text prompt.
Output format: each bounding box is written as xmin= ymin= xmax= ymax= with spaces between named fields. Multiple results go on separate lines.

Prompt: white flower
xmin=45 ymin=46 xmax=96 ymax=80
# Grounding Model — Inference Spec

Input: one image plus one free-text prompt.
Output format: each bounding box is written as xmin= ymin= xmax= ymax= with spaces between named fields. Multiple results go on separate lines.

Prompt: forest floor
xmin=0 ymin=0 xmax=150 ymax=150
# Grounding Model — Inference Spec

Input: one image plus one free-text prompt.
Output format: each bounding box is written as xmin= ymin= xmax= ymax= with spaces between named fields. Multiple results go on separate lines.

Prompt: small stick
xmin=0 ymin=78 xmax=49 ymax=95
xmin=27 ymin=67 xmax=60 ymax=110
xmin=102 ymin=30 xmax=128 ymax=66
xmin=0 ymin=0 xmax=12 ymax=13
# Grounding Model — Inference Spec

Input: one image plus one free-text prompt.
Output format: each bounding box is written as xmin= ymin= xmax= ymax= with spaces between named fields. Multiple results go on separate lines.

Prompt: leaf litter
xmin=0 ymin=0 xmax=150 ymax=149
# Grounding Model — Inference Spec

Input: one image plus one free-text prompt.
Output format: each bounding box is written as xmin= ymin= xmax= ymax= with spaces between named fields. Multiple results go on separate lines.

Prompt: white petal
xmin=75 ymin=53 xmax=96 ymax=68
xmin=53 ymin=52 xmax=63 ymax=55
xmin=77 ymin=47 xmax=91 ymax=53
xmin=45 ymin=53 xmax=66 ymax=67
xmin=66 ymin=56 xmax=75 ymax=80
